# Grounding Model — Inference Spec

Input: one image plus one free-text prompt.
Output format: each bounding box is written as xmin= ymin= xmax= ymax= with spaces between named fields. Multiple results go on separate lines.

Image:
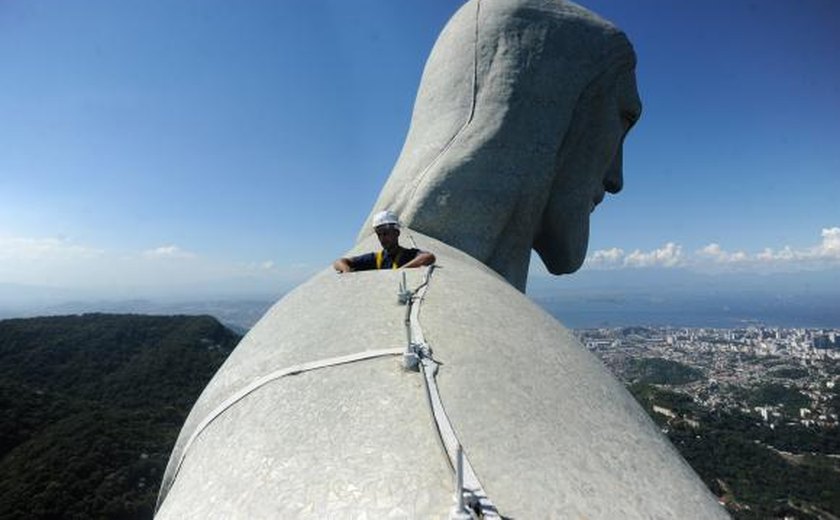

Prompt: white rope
xmin=161 ymin=261 xmax=503 ymax=518
xmin=409 ymin=266 xmax=501 ymax=519
xmin=161 ymin=347 xmax=404 ymax=507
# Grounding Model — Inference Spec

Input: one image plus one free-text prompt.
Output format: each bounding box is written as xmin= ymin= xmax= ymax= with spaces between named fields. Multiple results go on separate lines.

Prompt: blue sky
xmin=1 ymin=1 xmax=838 ymax=300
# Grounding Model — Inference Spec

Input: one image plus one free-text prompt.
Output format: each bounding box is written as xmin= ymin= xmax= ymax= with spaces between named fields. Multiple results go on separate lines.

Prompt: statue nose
xmin=604 ymin=148 xmax=624 ymax=194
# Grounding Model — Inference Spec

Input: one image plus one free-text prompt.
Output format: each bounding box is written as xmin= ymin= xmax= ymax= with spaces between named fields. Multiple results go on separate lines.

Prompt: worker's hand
xmin=333 ymin=259 xmax=352 ymax=274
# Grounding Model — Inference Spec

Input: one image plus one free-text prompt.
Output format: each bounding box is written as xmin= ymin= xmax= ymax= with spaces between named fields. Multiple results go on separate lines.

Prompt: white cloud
xmin=0 ymin=234 xmax=310 ymax=296
xmin=584 ymin=227 xmax=840 ymax=272
xmin=816 ymin=227 xmax=840 ymax=259
xmin=624 ymin=242 xmax=683 ymax=268
xmin=754 ymin=245 xmax=798 ymax=263
xmin=699 ymin=227 xmax=840 ymax=269
xmin=0 ymin=236 xmax=103 ymax=261
xmin=142 ymin=245 xmax=196 ymax=259
xmin=0 ymin=235 xmax=109 ymax=288
xmin=585 ymin=247 xmax=625 ymax=269
xmin=594 ymin=247 xmax=625 ymax=263
xmin=697 ymin=243 xmax=749 ymax=264
xmin=584 ymin=243 xmax=683 ymax=269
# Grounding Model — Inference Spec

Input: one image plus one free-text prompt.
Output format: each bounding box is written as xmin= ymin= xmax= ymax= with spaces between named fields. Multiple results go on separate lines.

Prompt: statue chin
xmin=535 ymin=244 xmax=586 ymax=275
xmin=534 ymin=210 xmax=590 ymax=275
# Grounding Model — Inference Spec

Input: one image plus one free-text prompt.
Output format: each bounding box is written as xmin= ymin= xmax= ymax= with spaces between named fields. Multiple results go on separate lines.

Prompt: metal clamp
xmin=397 ymin=271 xmax=412 ymax=305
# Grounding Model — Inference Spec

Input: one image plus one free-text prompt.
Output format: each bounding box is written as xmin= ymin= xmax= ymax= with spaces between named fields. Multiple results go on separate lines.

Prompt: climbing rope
xmin=160 ymin=261 xmax=503 ymax=518
xmin=406 ymin=265 xmax=501 ymax=519
xmin=158 ymin=347 xmax=404 ymax=510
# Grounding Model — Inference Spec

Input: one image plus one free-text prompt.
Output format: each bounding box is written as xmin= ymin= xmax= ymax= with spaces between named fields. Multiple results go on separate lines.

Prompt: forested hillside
xmin=4 ymin=314 xmax=838 ymax=519
xmin=0 ymin=314 xmax=240 ymax=519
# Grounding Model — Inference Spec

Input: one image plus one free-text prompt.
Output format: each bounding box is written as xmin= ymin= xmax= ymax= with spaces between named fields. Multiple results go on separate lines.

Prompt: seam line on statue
xmin=404 ymin=0 xmax=481 ymax=206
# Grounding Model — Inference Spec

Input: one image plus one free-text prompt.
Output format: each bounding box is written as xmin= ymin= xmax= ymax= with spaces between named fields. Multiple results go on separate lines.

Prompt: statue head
xmin=360 ymin=0 xmax=642 ymax=291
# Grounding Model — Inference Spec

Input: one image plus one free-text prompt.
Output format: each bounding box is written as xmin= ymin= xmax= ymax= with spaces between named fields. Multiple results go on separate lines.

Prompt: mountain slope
xmin=0 ymin=313 xmax=240 ymax=519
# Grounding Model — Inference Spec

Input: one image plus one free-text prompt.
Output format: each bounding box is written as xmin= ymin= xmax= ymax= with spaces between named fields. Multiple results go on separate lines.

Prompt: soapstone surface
xmin=415 ymin=233 xmax=725 ymax=518
xmin=157 ymin=231 xmax=728 ymax=519
xmin=362 ymin=0 xmax=642 ymax=291
xmin=156 ymin=358 xmax=453 ymax=519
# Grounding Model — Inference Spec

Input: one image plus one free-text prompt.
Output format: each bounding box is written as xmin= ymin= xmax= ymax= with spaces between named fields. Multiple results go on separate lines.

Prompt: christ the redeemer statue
xmin=155 ymin=1 xmax=729 ymax=518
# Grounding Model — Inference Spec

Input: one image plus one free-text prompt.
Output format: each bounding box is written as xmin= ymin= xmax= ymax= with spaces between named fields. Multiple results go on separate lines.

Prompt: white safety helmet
xmin=372 ymin=210 xmax=401 ymax=230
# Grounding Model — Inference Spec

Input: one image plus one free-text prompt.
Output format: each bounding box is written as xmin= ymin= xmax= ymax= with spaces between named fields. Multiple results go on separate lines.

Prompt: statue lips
xmin=592 ymin=176 xmax=617 ymax=213
xmin=591 ymin=190 xmax=606 ymax=213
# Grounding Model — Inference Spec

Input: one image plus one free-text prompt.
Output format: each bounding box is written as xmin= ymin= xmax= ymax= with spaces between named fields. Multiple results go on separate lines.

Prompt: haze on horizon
xmin=1 ymin=1 xmax=838 ymax=304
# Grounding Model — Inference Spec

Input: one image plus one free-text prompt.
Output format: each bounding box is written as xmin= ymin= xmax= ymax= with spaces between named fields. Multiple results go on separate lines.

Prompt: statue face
xmin=366 ymin=1 xmax=643 ymax=290
xmin=535 ymin=69 xmax=642 ymax=274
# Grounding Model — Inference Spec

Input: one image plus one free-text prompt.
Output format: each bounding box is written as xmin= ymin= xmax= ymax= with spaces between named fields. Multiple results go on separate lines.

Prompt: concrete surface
xmin=362 ymin=0 xmax=642 ymax=290
xmin=157 ymin=231 xmax=729 ymax=519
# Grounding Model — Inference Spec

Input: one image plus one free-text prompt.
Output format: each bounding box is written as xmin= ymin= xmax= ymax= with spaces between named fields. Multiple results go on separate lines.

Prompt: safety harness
xmin=375 ymin=249 xmax=403 ymax=270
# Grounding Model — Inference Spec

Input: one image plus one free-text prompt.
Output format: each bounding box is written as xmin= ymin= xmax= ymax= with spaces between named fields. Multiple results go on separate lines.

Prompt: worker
xmin=333 ymin=210 xmax=436 ymax=273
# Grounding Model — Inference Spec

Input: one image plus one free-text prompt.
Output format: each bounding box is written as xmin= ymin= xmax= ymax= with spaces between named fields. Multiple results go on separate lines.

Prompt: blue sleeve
xmin=348 ymin=252 xmax=377 ymax=271
xmin=398 ymin=248 xmax=421 ymax=267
